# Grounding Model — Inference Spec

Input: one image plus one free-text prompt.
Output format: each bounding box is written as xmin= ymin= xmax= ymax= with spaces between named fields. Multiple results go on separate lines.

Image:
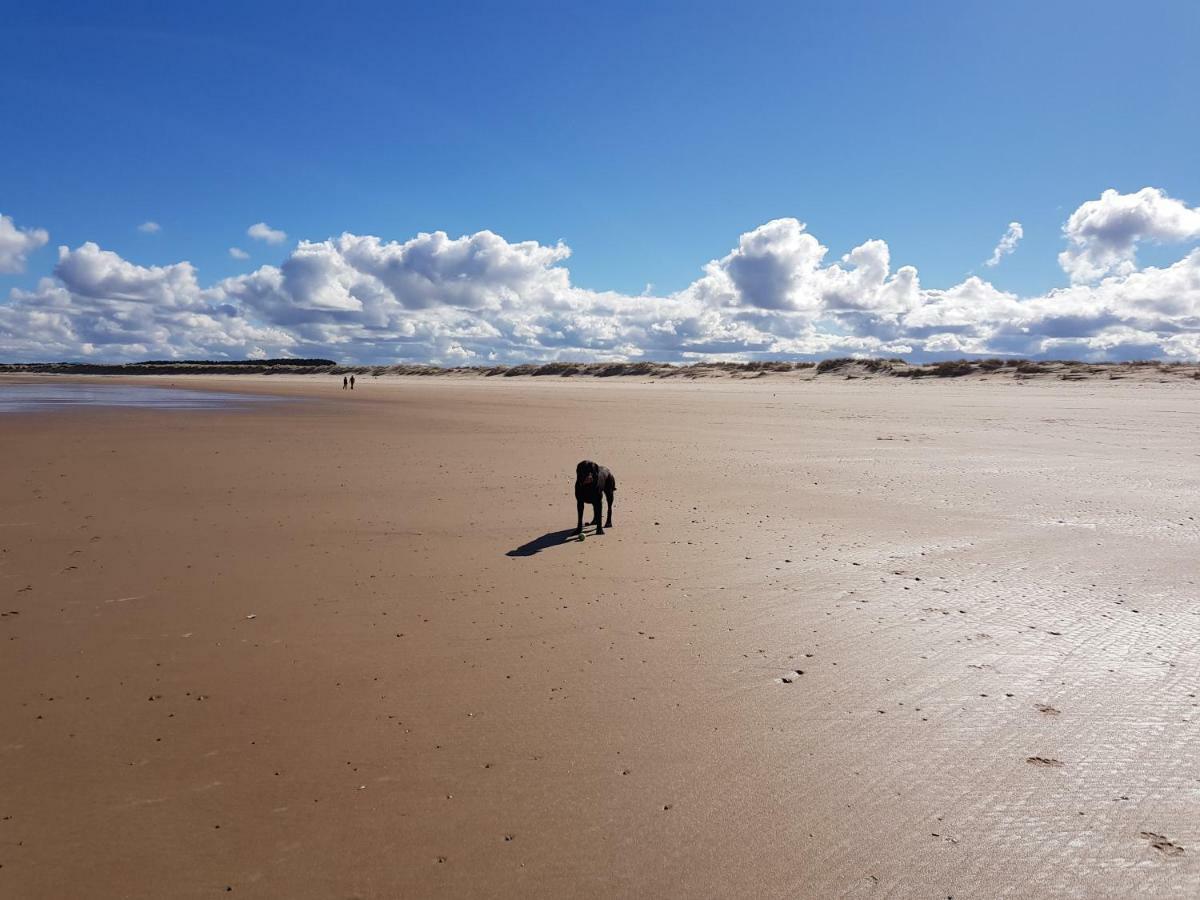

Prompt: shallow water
xmin=0 ymin=383 xmax=280 ymax=413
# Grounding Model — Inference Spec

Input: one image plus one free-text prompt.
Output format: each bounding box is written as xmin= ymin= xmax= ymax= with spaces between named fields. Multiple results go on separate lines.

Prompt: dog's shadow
xmin=506 ymin=528 xmax=590 ymax=557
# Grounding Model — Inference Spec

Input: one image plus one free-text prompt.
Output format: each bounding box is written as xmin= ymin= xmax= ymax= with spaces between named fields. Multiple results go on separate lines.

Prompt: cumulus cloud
xmin=0 ymin=213 xmax=50 ymax=274
xmin=681 ymin=220 xmax=920 ymax=320
xmin=138 ymin=221 xmax=161 ymax=234
xmin=1058 ymin=187 xmax=1200 ymax=283
xmin=3 ymin=188 xmax=1200 ymax=363
xmin=0 ymin=242 xmax=295 ymax=362
xmin=984 ymin=221 xmax=1023 ymax=267
xmin=248 ymin=222 xmax=287 ymax=245
xmin=229 ymin=247 xmax=249 ymax=259
xmin=54 ymin=243 xmax=203 ymax=308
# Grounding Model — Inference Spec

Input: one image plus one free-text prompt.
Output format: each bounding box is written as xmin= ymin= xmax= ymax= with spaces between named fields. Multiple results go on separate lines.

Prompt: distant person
xmin=350 ymin=374 xmax=356 ymax=390
xmin=343 ymin=376 xmax=348 ymax=390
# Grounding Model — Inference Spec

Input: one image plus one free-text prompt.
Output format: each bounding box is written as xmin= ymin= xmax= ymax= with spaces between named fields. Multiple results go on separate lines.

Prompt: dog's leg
xmin=605 ymin=488 xmax=613 ymax=528
xmin=594 ymin=499 xmax=604 ymax=534
xmin=575 ymin=498 xmax=585 ymax=535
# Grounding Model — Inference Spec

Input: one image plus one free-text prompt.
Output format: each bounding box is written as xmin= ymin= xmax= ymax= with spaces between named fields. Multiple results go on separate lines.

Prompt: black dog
xmin=575 ymin=460 xmax=616 ymax=535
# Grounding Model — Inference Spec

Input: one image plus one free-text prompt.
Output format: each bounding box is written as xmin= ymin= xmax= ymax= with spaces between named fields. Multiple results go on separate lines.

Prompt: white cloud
xmin=1162 ymin=332 xmax=1200 ymax=359
xmin=984 ymin=221 xmax=1023 ymax=267
xmin=0 ymin=213 xmax=50 ymax=274
xmin=0 ymin=241 xmax=296 ymax=362
xmin=54 ymin=243 xmax=203 ymax=308
xmin=229 ymin=247 xmax=249 ymax=259
xmin=3 ymin=188 xmax=1200 ymax=363
xmin=680 ymin=220 xmax=919 ymax=318
xmin=1058 ymin=187 xmax=1200 ymax=283
xmin=248 ymin=222 xmax=287 ymax=245
xmin=138 ymin=221 xmax=161 ymax=234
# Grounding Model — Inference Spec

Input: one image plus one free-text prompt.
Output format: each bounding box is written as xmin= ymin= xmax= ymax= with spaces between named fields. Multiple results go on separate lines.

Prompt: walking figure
xmin=350 ymin=374 xmax=356 ymax=390
xmin=343 ymin=376 xmax=348 ymax=390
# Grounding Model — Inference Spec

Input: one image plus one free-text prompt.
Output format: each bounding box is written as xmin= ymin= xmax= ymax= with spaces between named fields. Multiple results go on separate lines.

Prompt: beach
xmin=1 ymin=374 xmax=1197 ymax=898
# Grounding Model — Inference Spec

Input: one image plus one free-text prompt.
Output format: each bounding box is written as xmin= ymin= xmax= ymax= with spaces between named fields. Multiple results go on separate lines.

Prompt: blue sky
xmin=2 ymin=1 xmax=1200 ymax=363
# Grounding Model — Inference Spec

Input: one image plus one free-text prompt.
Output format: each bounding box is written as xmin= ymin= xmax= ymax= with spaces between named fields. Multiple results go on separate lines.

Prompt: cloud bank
xmin=3 ymin=188 xmax=1200 ymax=364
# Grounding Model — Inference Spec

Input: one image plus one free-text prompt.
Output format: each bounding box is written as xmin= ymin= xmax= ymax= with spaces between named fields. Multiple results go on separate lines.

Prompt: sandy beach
xmin=1 ymin=374 xmax=1197 ymax=898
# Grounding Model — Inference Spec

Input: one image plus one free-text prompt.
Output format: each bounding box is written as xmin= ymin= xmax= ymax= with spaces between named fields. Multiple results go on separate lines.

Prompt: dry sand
xmin=1 ymin=374 xmax=1197 ymax=898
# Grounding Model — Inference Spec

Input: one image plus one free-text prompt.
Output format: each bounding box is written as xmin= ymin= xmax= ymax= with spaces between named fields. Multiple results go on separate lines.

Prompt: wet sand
xmin=1 ymin=375 xmax=1197 ymax=897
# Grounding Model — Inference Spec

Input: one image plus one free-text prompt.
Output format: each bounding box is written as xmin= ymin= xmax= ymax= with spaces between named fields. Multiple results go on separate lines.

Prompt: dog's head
xmin=576 ymin=459 xmax=599 ymax=486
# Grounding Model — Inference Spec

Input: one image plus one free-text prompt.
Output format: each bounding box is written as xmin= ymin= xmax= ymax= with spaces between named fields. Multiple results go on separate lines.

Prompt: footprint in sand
xmin=843 ymin=873 xmax=880 ymax=897
xmin=1026 ymin=756 xmax=1064 ymax=768
xmin=1035 ymin=704 xmax=1061 ymax=716
xmin=1141 ymin=832 xmax=1185 ymax=856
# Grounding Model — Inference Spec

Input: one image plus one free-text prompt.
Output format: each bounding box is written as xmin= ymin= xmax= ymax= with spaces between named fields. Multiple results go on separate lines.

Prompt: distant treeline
xmin=1 ymin=357 xmax=1197 ymax=380
xmin=0 ymin=359 xmax=335 ymax=375
xmin=136 ymin=358 xmax=335 ymax=367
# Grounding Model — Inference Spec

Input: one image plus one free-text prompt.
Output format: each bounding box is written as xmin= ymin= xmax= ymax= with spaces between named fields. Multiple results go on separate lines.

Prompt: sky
xmin=2 ymin=0 xmax=1199 ymax=364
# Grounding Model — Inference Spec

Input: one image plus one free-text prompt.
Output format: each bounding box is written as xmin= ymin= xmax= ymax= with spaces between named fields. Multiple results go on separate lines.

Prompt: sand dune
xmin=1 ymin=375 xmax=1197 ymax=897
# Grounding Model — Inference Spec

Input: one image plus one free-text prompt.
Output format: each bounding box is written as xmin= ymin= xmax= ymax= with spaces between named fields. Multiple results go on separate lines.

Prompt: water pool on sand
xmin=0 ymin=383 xmax=281 ymax=413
